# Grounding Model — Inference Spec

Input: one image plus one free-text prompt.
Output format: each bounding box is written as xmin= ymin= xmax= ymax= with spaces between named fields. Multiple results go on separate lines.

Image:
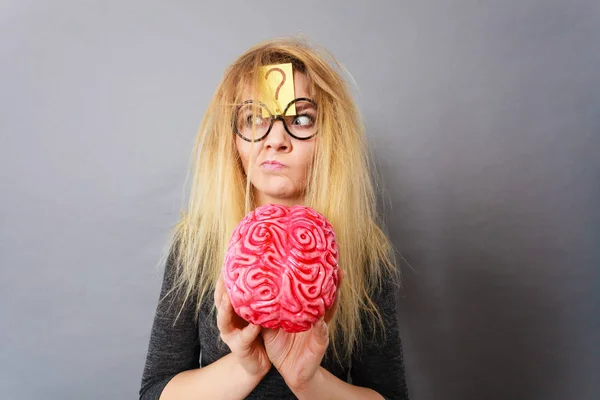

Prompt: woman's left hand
xmin=261 ymin=269 xmax=344 ymax=392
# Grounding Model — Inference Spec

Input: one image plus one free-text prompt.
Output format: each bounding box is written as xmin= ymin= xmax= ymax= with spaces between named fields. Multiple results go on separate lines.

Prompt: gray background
xmin=1 ymin=1 xmax=598 ymax=399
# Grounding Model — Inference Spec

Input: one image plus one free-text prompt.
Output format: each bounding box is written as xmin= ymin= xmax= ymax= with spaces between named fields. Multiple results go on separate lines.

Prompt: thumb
xmin=240 ymin=323 xmax=261 ymax=346
xmin=313 ymin=318 xmax=329 ymax=348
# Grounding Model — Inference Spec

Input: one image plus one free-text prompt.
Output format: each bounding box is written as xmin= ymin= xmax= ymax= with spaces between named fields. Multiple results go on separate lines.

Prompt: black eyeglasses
xmin=234 ymin=97 xmax=318 ymax=142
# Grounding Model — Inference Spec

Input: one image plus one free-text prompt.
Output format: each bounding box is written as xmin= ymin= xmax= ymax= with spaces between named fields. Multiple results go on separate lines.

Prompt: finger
xmin=214 ymin=276 xmax=225 ymax=307
xmin=233 ymin=324 xmax=262 ymax=360
xmin=325 ymin=285 xmax=341 ymax=324
xmin=324 ymin=304 xmax=334 ymax=324
xmin=317 ymin=319 xmax=329 ymax=339
xmin=216 ymin=293 xmax=236 ymax=336
xmin=310 ymin=319 xmax=330 ymax=353
xmin=239 ymin=323 xmax=261 ymax=346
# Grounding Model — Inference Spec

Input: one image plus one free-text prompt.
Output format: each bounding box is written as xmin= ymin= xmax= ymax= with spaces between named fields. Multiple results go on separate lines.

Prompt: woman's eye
xmin=292 ymin=115 xmax=313 ymax=126
xmin=246 ymin=115 xmax=266 ymax=126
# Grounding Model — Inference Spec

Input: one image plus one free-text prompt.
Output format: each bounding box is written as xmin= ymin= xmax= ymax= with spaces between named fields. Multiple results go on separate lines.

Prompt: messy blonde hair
xmin=161 ymin=36 xmax=399 ymax=364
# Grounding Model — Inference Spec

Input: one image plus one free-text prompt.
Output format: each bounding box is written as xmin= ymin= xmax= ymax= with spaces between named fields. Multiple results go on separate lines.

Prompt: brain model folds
xmin=223 ymin=203 xmax=339 ymax=333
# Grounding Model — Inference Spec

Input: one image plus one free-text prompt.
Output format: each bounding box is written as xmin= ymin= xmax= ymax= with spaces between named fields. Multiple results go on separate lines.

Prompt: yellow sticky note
xmin=259 ymin=63 xmax=296 ymax=116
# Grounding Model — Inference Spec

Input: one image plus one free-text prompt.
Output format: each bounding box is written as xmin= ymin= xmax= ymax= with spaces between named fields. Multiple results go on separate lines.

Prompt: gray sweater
xmin=139 ymin=250 xmax=409 ymax=399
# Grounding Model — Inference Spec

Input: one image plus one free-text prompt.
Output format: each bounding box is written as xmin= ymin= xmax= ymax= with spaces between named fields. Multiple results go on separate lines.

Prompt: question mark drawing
xmin=265 ymin=67 xmax=286 ymax=113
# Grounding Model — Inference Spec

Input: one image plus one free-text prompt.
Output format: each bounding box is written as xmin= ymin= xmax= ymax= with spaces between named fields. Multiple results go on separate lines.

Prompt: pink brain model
xmin=223 ymin=203 xmax=339 ymax=333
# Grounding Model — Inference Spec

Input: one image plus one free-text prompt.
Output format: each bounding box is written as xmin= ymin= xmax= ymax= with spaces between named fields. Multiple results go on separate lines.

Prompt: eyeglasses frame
xmin=233 ymin=97 xmax=318 ymax=143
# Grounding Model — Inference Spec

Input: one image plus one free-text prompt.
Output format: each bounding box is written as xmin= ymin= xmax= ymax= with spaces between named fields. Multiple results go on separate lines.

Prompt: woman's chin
xmin=257 ymin=191 xmax=301 ymax=206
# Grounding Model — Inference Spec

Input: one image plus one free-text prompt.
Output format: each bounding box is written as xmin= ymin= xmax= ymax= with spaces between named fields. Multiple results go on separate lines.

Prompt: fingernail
xmin=319 ymin=322 xmax=327 ymax=334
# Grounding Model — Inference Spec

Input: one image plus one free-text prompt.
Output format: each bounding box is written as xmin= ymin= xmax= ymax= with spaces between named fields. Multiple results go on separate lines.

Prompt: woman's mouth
xmin=261 ymin=160 xmax=286 ymax=170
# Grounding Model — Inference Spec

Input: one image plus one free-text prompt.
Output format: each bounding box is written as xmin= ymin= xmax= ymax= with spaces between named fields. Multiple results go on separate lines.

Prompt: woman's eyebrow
xmin=294 ymin=102 xmax=316 ymax=112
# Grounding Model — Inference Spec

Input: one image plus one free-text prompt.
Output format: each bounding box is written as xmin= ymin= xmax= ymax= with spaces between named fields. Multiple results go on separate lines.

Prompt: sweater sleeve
xmin=350 ymin=276 xmax=409 ymax=400
xmin=139 ymin=249 xmax=200 ymax=400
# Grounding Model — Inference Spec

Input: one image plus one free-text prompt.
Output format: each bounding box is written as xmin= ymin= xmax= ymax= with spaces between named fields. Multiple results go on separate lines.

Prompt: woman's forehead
xmin=239 ymin=71 xmax=312 ymax=102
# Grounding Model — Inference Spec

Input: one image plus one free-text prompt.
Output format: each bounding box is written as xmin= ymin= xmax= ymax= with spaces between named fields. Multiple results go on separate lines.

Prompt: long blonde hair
xmin=161 ymin=36 xmax=399 ymax=364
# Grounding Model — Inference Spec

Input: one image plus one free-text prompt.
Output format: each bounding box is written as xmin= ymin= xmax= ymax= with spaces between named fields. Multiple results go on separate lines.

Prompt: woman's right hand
xmin=214 ymin=276 xmax=272 ymax=378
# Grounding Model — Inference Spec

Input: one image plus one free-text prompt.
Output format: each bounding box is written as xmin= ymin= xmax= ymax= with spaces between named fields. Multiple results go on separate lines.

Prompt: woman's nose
xmin=264 ymin=119 xmax=290 ymax=151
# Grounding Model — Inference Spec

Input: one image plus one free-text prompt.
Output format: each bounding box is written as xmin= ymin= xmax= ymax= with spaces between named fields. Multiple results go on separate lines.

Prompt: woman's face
xmin=235 ymin=71 xmax=316 ymax=207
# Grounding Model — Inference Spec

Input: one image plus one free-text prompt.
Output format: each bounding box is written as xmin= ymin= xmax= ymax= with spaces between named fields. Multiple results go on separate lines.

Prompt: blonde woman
xmin=139 ymin=37 xmax=409 ymax=400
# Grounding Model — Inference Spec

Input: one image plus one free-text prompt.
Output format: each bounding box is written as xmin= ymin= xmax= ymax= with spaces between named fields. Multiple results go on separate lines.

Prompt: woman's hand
xmin=214 ymin=276 xmax=272 ymax=378
xmin=261 ymin=269 xmax=344 ymax=392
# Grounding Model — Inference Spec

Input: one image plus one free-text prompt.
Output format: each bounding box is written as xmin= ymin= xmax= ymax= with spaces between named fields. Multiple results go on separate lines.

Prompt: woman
xmin=139 ymin=37 xmax=409 ymax=400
